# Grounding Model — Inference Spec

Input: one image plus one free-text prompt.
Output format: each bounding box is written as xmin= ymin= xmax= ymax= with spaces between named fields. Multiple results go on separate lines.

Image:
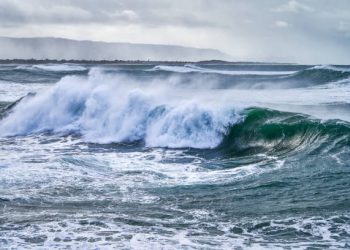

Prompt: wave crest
xmin=150 ymin=64 xmax=297 ymax=76
xmin=0 ymin=70 xmax=238 ymax=148
xmin=285 ymin=65 xmax=350 ymax=84
xmin=1 ymin=68 xmax=350 ymax=153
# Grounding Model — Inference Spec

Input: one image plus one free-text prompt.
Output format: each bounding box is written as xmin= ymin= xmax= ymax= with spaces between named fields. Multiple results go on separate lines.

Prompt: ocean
xmin=0 ymin=62 xmax=350 ymax=249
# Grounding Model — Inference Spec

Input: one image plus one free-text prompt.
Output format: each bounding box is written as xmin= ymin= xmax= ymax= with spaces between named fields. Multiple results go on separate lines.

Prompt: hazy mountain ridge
xmin=0 ymin=37 xmax=231 ymax=61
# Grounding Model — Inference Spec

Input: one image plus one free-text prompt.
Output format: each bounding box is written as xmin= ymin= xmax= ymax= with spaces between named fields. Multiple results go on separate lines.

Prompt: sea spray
xmin=0 ymin=69 xmax=240 ymax=148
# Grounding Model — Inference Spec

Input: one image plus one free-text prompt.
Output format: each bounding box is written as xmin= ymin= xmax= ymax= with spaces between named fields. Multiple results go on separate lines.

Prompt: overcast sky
xmin=0 ymin=0 xmax=349 ymax=64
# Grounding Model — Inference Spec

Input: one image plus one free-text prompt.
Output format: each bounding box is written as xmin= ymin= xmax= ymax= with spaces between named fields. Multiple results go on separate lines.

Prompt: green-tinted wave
xmin=220 ymin=108 xmax=350 ymax=156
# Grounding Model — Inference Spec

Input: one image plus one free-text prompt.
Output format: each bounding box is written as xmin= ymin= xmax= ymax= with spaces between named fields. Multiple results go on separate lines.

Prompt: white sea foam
xmin=0 ymin=69 xmax=240 ymax=148
xmin=0 ymin=80 xmax=50 ymax=102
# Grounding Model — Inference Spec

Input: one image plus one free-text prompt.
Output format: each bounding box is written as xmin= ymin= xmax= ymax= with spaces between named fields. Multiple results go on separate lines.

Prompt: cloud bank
xmin=0 ymin=0 xmax=349 ymax=63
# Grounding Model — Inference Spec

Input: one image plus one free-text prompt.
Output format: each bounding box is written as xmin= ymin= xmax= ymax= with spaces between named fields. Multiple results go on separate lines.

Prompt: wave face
xmin=285 ymin=65 xmax=350 ymax=84
xmin=220 ymin=108 xmax=350 ymax=156
xmin=1 ymin=63 xmax=350 ymax=249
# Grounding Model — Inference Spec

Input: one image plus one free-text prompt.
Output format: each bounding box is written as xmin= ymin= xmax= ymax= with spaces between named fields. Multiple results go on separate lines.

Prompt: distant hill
xmin=0 ymin=37 xmax=232 ymax=61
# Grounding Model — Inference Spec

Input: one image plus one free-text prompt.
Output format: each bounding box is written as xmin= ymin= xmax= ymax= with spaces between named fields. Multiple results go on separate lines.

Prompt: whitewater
xmin=0 ymin=62 xmax=350 ymax=249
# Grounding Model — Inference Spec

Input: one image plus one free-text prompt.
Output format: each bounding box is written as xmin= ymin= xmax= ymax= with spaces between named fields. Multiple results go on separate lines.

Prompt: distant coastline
xmin=0 ymin=59 xmax=296 ymax=65
xmin=0 ymin=37 xmax=232 ymax=62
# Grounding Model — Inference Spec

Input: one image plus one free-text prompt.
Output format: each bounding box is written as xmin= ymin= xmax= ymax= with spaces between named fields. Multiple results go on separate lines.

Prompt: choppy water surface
xmin=1 ymin=62 xmax=350 ymax=249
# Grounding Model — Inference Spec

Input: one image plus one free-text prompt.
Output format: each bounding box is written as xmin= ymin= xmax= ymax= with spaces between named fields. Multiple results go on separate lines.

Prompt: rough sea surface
xmin=0 ymin=62 xmax=350 ymax=249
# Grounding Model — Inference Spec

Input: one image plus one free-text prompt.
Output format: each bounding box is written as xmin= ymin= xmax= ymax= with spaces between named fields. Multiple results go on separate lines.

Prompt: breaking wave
xmin=1 ymin=69 xmax=349 ymax=155
xmin=0 ymin=70 xmax=239 ymax=148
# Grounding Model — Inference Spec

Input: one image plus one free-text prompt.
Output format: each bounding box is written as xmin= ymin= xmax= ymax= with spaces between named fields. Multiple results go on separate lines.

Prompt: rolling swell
xmin=149 ymin=64 xmax=298 ymax=76
xmin=148 ymin=64 xmax=350 ymax=88
xmin=284 ymin=65 xmax=350 ymax=85
xmin=0 ymin=64 xmax=88 ymax=83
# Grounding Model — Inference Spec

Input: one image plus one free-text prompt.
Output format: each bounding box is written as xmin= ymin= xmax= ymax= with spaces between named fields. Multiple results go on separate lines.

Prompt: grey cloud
xmin=272 ymin=0 xmax=314 ymax=13
xmin=0 ymin=0 xmax=349 ymax=64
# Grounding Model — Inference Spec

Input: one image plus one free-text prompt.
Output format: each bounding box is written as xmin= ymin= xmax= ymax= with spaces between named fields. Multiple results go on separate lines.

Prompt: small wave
xmin=0 ymin=92 xmax=35 ymax=120
xmin=285 ymin=65 xmax=350 ymax=84
xmin=149 ymin=64 xmax=297 ymax=76
xmin=310 ymin=64 xmax=350 ymax=72
xmin=0 ymin=81 xmax=50 ymax=102
xmin=16 ymin=64 xmax=88 ymax=72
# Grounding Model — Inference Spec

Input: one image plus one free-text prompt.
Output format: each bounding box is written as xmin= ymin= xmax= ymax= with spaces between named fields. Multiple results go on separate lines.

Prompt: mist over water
xmin=1 ymin=62 xmax=350 ymax=249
